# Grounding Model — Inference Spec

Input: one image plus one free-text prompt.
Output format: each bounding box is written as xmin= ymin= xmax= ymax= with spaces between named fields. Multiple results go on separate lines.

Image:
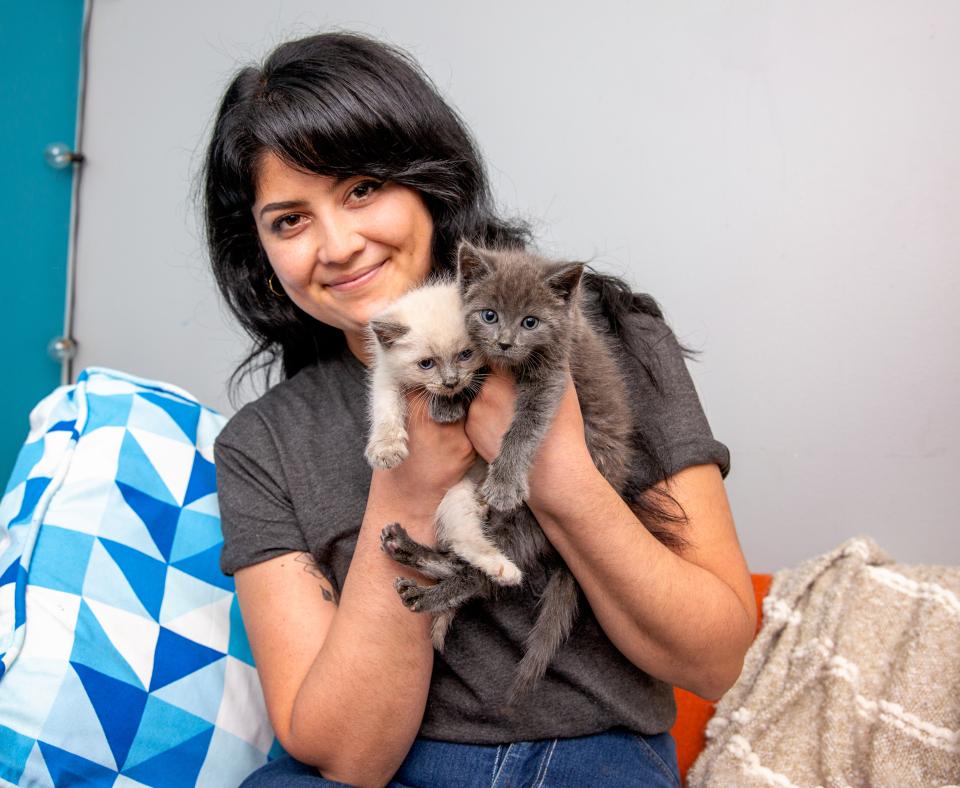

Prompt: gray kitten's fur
xmin=382 ymin=242 xmax=638 ymax=702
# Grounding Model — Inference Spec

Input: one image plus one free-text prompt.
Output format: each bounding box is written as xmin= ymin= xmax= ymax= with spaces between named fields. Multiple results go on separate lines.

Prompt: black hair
xmin=204 ymin=31 xmax=531 ymax=389
xmin=203 ymin=31 xmax=689 ymax=544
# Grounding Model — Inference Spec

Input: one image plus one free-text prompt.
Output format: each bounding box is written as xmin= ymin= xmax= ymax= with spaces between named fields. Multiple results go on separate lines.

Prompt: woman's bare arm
xmin=234 ymin=410 xmax=476 ymax=787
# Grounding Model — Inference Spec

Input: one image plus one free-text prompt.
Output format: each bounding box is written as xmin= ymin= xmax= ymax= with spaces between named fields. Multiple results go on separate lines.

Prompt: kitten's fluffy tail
xmin=508 ymin=567 xmax=579 ymax=704
xmin=431 ymin=609 xmax=458 ymax=652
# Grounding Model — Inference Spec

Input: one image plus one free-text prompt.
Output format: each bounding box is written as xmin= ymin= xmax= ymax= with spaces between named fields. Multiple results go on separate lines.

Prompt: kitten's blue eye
xmin=521 ymin=316 xmax=540 ymax=330
xmin=480 ymin=310 xmax=498 ymax=324
xmin=457 ymin=349 xmax=474 ymax=361
xmin=418 ymin=359 xmax=435 ymax=369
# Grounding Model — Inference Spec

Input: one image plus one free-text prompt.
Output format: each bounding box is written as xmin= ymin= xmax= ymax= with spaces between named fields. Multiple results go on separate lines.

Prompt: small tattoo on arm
xmin=295 ymin=553 xmax=339 ymax=604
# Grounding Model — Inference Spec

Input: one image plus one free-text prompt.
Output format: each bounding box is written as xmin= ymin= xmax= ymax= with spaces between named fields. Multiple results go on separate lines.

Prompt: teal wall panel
xmin=0 ymin=1 xmax=84 ymax=484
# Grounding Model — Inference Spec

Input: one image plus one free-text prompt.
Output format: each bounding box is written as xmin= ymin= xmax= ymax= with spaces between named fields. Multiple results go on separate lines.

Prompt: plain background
xmin=70 ymin=2 xmax=960 ymax=572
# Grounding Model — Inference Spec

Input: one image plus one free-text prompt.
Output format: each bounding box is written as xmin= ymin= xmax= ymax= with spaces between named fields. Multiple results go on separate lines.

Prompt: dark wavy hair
xmin=204 ymin=31 xmax=531 ymax=388
xmin=203 ymin=31 xmax=688 ymax=543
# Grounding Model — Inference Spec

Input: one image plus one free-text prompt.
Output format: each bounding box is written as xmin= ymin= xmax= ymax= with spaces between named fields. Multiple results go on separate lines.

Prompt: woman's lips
xmin=326 ymin=261 xmax=386 ymax=292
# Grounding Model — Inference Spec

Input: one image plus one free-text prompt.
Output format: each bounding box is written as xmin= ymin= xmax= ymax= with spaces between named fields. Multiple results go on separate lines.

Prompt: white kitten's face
xmin=390 ymin=335 xmax=482 ymax=395
xmin=370 ymin=281 xmax=484 ymax=396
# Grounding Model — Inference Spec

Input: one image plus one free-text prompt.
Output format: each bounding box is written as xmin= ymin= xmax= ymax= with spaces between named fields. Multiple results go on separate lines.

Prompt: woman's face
xmin=253 ymin=152 xmax=435 ymax=359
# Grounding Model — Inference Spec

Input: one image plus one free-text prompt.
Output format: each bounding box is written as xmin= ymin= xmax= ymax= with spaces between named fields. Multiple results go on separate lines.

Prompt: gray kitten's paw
xmin=395 ymin=577 xmax=430 ymax=612
xmin=380 ymin=522 xmax=415 ymax=565
xmin=481 ymin=465 xmax=528 ymax=512
xmin=429 ymin=395 xmax=466 ymax=424
xmin=365 ymin=430 xmax=409 ymax=469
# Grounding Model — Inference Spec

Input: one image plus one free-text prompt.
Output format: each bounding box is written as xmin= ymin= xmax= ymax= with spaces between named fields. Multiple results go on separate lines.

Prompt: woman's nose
xmin=316 ymin=212 xmax=365 ymax=265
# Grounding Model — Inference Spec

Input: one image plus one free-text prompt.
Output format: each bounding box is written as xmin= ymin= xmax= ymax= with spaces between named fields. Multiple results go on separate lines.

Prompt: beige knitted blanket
xmin=688 ymin=537 xmax=960 ymax=788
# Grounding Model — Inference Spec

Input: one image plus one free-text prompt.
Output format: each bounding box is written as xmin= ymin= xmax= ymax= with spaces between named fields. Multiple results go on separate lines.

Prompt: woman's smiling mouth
xmin=325 ymin=261 xmax=387 ymax=292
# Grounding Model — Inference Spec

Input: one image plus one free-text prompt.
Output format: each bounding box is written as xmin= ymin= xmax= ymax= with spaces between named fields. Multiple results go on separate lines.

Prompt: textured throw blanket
xmin=688 ymin=537 xmax=960 ymax=787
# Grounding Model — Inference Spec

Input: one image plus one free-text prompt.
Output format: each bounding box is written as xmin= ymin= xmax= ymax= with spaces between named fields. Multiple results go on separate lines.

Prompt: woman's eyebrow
xmin=259 ymin=200 xmax=308 ymax=219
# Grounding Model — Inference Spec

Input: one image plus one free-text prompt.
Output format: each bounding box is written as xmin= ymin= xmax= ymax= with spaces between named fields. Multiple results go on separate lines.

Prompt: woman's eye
xmin=480 ymin=310 xmax=498 ymax=324
xmin=521 ymin=316 xmax=540 ymax=330
xmin=272 ymin=214 xmax=303 ymax=232
xmin=349 ymin=179 xmax=382 ymax=201
xmin=418 ymin=358 xmax=435 ymax=370
xmin=457 ymin=349 xmax=473 ymax=361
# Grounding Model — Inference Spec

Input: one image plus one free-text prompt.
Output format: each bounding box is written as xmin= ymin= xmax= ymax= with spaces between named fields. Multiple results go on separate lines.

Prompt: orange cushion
xmin=670 ymin=573 xmax=772 ymax=785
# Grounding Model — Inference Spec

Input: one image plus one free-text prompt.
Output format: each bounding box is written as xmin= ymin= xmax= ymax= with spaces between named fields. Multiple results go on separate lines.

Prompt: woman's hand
xmin=372 ymin=393 xmax=477 ymax=532
xmin=466 ymin=367 xmax=594 ymax=495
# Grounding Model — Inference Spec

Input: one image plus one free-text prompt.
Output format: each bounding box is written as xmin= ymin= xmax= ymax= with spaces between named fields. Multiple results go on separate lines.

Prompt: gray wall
xmin=73 ymin=1 xmax=960 ymax=572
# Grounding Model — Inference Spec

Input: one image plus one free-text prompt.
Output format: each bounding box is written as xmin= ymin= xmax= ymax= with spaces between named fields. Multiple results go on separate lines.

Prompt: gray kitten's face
xmin=457 ymin=246 xmax=583 ymax=366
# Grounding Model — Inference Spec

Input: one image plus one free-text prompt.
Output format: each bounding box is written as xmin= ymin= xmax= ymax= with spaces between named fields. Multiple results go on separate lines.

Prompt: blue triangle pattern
xmin=0 ymin=725 xmax=35 ymax=785
xmin=123 ymin=728 xmax=213 ymax=788
xmin=83 ymin=392 xmax=134 ymax=434
xmin=171 ymin=509 xmax=223 ymax=562
xmin=149 ymin=627 xmax=225 ymax=692
xmin=49 ymin=419 xmax=79 ymax=439
xmin=29 ymin=526 xmax=95 ymax=595
xmin=0 ymin=555 xmax=19 ymax=585
xmin=10 ymin=476 xmax=51 ymax=526
xmin=140 ymin=392 xmax=200 ymax=444
xmin=36 ymin=741 xmax=118 ymax=787
xmin=116 ymin=482 xmax=180 ymax=562
xmin=70 ymin=600 xmax=144 ymax=689
xmin=116 ymin=432 xmax=177 ymax=506
xmin=183 ymin=450 xmax=217 ymax=506
xmin=4 ymin=437 xmax=45 ymax=494
xmin=71 ymin=662 xmax=149 ymax=770
xmin=172 ymin=544 xmax=233 ymax=591
xmin=124 ymin=695 xmax=212 ymax=769
xmin=228 ymin=595 xmax=255 ymax=667
xmin=152 ymin=658 xmax=226 ymax=724
xmin=100 ymin=537 xmax=168 ymax=620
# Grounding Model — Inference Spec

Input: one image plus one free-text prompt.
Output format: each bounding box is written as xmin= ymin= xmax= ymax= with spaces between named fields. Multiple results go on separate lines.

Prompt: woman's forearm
xmin=286 ymin=481 xmax=437 ymax=786
xmin=527 ymin=458 xmax=755 ymax=701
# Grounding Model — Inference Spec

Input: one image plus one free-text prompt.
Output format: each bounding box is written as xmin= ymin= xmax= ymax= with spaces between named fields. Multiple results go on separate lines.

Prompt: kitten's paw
xmin=475 ymin=556 xmax=523 ymax=586
xmin=395 ymin=577 xmax=428 ymax=612
xmin=429 ymin=396 xmax=466 ymax=424
xmin=380 ymin=523 xmax=415 ymax=565
xmin=481 ymin=470 xmax=528 ymax=512
xmin=365 ymin=431 xmax=409 ymax=469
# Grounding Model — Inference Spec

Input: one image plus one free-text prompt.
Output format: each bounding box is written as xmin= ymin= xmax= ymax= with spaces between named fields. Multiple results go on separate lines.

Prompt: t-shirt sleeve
xmin=215 ymin=405 xmax=310 ymax=576
xmin=620 ymin=312 xmax=731 ymax=488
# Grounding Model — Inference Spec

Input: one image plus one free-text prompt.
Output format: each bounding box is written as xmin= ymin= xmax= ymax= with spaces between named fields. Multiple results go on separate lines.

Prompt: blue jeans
xmin=240 ymin=729 xmax=680 ymax=787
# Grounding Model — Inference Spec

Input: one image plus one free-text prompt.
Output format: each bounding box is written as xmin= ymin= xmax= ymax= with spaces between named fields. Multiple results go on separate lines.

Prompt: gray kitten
xmin=381 ymin=242 xmax=638 ymax=701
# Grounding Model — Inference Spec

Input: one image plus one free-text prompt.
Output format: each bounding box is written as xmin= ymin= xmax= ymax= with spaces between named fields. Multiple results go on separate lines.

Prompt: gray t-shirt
xmin=215 ymin=311 xmax=730 ymax=744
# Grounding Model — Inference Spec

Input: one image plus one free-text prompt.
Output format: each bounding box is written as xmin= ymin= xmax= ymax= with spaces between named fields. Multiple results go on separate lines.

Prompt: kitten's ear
xmin=370 ymin=319 xmax=409 ymax=348
xmin=546 ymin=263 xmax=584 ymax=302
xmin=456 ymin=241 xmax=492 ymax=292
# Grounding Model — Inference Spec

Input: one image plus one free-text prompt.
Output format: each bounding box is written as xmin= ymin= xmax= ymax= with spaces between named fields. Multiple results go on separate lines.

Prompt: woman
xmin=206 ymin=31 xmax=756 ymax=787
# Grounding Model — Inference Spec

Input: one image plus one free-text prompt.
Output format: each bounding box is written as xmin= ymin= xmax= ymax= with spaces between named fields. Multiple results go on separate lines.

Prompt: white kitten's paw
xmin=481 ymin=471 xmax=527 ymax=512
xmin=469 ymin=553 xmax=523 ymax=585
xmin=365 ymin=431 xmax=409 ymax=469
xmin=492 ymin=559 xmax=523 ymax=586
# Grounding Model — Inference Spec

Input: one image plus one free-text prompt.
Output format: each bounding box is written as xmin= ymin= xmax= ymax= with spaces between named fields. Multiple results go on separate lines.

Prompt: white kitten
xmin=365 ymin=280 xmax=522 ymax=586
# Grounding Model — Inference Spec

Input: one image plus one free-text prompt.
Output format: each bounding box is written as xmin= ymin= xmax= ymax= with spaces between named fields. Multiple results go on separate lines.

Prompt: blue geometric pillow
xmin=0 ymin=368 xmax=277 ymax=787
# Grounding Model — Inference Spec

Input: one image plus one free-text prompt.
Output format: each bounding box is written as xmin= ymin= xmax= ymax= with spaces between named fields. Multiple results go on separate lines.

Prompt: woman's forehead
xmin=253 ymin=153 xmax=339 ymax=204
